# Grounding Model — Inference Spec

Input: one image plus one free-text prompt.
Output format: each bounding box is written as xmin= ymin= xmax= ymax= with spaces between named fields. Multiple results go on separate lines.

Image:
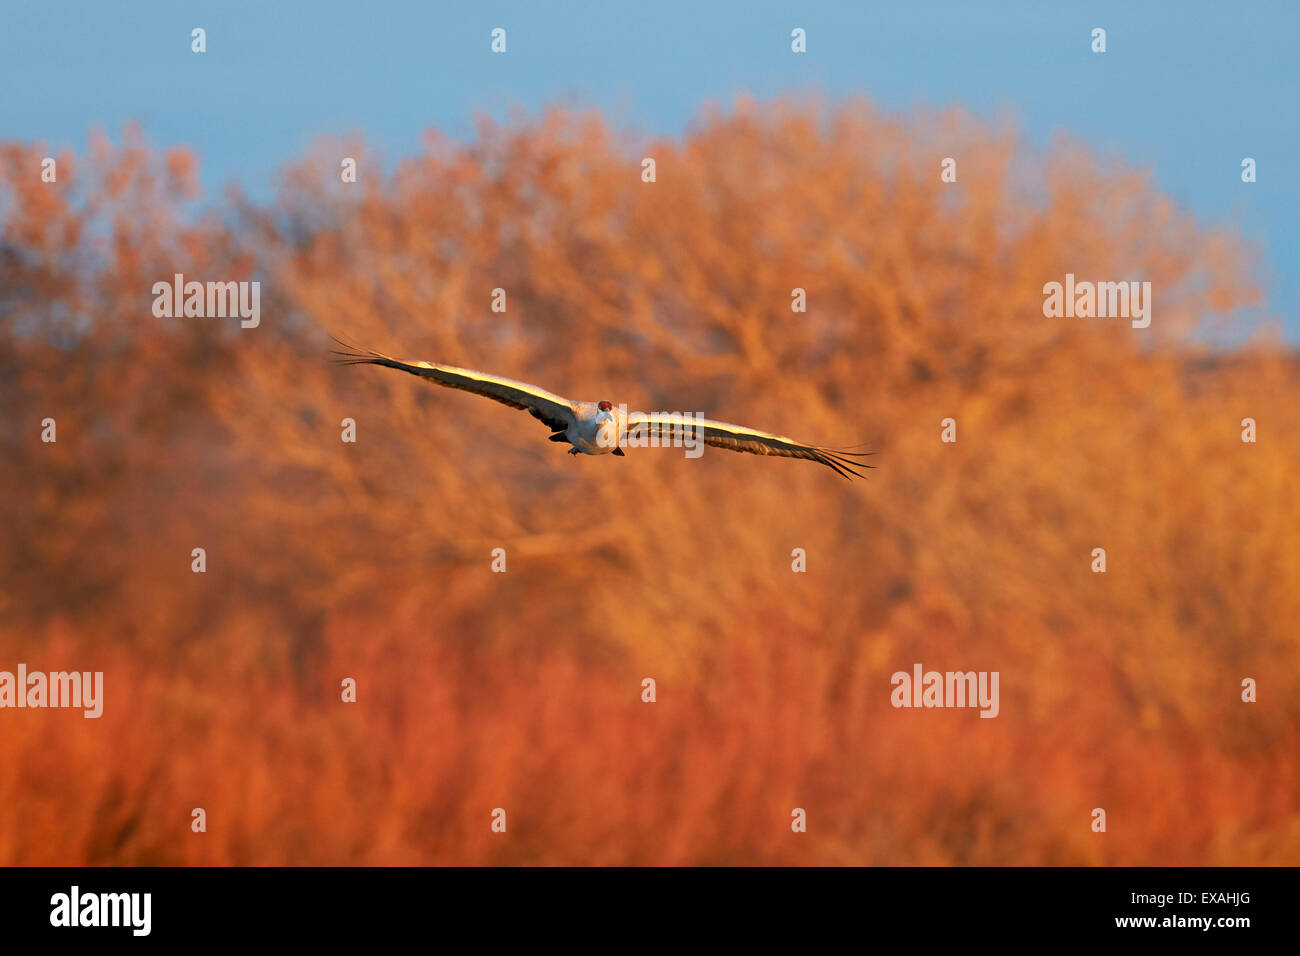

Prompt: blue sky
xmin=3 ymin=0 xmax=1296 ymax=336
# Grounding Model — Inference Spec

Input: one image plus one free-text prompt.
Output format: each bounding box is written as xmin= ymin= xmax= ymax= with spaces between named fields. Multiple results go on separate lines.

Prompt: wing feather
xmin=332 ymin=339 xmax=576 ymax=432
xmin=625 ymin=413 xmax=874 ymax=480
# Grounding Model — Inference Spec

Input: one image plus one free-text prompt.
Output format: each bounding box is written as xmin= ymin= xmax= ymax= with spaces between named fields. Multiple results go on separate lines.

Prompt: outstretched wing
xmin=624 ymin=413 xmax=874 ymax=480
xmin=331 ymin=339 xmax=577 ymax=433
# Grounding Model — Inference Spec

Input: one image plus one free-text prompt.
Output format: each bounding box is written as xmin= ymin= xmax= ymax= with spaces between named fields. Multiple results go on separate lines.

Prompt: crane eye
xmin=598 ymin=400 xmax=612 ymax=411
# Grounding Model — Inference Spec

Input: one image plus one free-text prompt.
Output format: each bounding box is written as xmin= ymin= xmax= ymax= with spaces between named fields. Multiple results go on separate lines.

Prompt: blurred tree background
xmin=1 ymin=102 xmax=1296 ymax=864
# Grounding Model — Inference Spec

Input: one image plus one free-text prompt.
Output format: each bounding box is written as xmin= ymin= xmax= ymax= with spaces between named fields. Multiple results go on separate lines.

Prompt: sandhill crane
xmin=332 ymin=340 xmax=872 ymax=479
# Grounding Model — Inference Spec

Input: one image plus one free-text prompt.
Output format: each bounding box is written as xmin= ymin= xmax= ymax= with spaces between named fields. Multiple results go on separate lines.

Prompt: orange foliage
xmin=1 ymin=104 xmax=1297 ymax=864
